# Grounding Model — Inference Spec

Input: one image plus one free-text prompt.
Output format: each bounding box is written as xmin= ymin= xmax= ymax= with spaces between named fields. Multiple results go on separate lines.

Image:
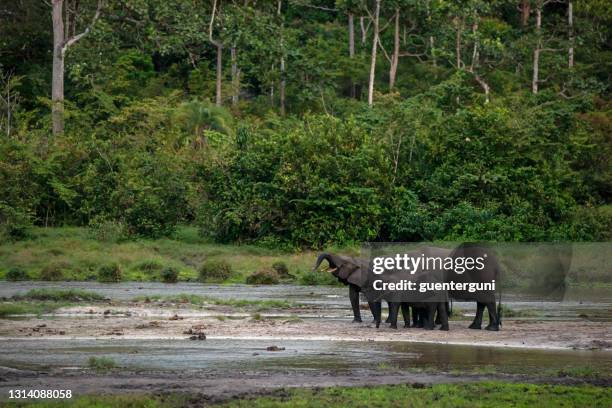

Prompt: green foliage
xmin=199 ymin=260 xmax=234 ymax=282
xmin=0 ymin=0 xmax=609 ymax=248
xmin=39 ymin=262 xmax=70 ymax=281
xmin=87 ymin=356 xmax=116 ymax=372
xmin=0 ymin=203 xmax=31 ymax=242
xmin=160 ymin=266 xmax=179 ymax=283
xmin=6 ymin=267 xmax=29 ymax=281
xmin=298 ymin=269 xmax=341 ymax=286
xmin=245 ymin=268 xmax=280 ymax=285
xmin=271 ymin=261 xmax=290 ymax=278
xmin=88 ymin=216 xmax=128 ymax=243
xmin=12 ymin=289 xmax=105 ymax=302
xmin=97 ymin=263 xmax=122 ymax=283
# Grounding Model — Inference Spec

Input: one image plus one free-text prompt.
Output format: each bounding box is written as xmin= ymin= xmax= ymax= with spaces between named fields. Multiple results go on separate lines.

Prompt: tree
xmin=367 ymin=0 xmax=382 ymax=106
xmin=51 ymin=0 xmax=102 ymax=135
xmin=209 ymin=0 xmax=223 ymax=106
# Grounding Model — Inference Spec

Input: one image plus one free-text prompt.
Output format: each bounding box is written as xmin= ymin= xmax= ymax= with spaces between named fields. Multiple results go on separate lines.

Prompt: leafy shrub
xmin=39 ymin=262 xmax=71 ymax=281
xmin=87 ymin=356 xmax=116 ymax=371
xmin=298 ymin=269 xmax=340 ymax=286
xmin=0 ymin=203 xmax=31 ymax=242
xmin=89 ymin=215 xmax=128 ymax=242
xmin=97 ymin=263 xmax=122 ymax=282
xmin=160 ymin=266 xmax=179 ymax=283
xmin=246 ymin=268 xmax=279 ymax=285
xmin=6 ymin=267 xmax=29 ymax=281
xmin=198 ymin=260 xmax=233 ymax=282
xmin=271 ymin=261 xmax=290 ymax=278
xmin=135 ymin=260 xmax=164 ymax=274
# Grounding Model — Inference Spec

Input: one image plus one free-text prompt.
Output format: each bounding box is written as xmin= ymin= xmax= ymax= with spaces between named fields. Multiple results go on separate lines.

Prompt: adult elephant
xmin=312 ymin=253 xmax=381 ymax=324
xmin=369 ymin=244 xmax=502 ymax=331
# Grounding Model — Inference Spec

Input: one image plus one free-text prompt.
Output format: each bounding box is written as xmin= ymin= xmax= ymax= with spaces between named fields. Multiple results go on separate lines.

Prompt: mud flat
xmin=0 ymin=283 xmax=610 ymax=401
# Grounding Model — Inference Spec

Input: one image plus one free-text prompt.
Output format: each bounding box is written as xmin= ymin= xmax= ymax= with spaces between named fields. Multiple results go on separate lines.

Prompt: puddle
xmin=1 ymin=338 xmax=610 ymax=376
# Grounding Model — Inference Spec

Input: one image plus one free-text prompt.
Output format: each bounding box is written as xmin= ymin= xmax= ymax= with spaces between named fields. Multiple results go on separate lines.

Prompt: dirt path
xmin=1 ymin=304 xmax=610 ymax=350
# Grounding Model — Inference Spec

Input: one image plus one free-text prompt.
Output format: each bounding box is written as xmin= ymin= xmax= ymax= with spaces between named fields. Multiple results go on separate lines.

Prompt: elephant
xmin=313 ymin=252 xmax=445 ymax=329
xmin=312 ymin=253 xmax=380 ymax=324
xmin=379 ymin=244 xmax=502 ymax=331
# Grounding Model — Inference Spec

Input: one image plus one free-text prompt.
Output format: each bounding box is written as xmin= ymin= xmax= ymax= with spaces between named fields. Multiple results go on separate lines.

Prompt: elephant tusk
xmin=327 ymin=267 xmax=338 ymax=273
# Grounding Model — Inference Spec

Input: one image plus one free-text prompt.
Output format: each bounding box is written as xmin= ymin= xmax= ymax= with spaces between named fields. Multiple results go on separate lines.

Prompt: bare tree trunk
xmin=367 ymin=0 xmax=381 ymax=106
xmin=215 ymin=43 xmax=223 ymax=106
xmin=51 ymin=0 xmax=101 ymax=136
xmin=568 ymin=0 xmax=574 ymax=68
xmin=532 ymin=6 xmax=542 ymax=94
xmin=426 ymin=0 xmax=436 ymax=66
xmin=52 ymin=0 xmax=65 ymax=136
xmin=389 ymin=9 xmax=400 ymax=90
xmin=209 ymin=0 xmax=222 ymax=106
xmin=231 ymin=46 xmax=238 ymax=106
xmin=520 ymin=0 xmax=530 ymax=27
xmin=455 ymin=17 xmax=463 ymax=69
xmin=348 ymin=12 xmax=356 ymax=98
xmin=278 ymin=0 xmax=285 ymax=115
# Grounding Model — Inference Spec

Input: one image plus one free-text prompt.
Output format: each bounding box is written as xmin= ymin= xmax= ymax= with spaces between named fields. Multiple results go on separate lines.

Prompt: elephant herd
xmin=313 ymin=243 xmax=503 ymax=332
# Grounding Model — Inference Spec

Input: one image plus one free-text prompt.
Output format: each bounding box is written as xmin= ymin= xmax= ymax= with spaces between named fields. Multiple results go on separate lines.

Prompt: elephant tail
xmin=497 ymin=283 xmax=503 ymax=327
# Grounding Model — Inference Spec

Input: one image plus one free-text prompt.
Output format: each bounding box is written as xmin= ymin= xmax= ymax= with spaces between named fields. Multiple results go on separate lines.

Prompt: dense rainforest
xmin=0 ymin=0 xmax=610 ymax=248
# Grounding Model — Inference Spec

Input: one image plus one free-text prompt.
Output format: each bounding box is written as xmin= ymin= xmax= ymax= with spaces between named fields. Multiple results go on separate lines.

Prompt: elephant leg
xmin=424 ymin=303 xmax=436 ymax=330
xmin=385 ymin=301 xmax=392 ymax=323
xmin=414 ymin=306 xmax=425 ymax=328
xmin=469 ymin=302 xmax=485 ymax=329
xmin=400 ymin=302 xmax=411 ymax=328
xmin=437 ymin=302 xmax=449 ymax=331
xmin=348 ymin=284 xmax=362 ymax=323
xmin=388 ymin=302 xmax=400 ymax=329
xmin=368 ymin=301 xmax=382 ymax=328
xmin=484 ymin=302 xmax=500 ymax=331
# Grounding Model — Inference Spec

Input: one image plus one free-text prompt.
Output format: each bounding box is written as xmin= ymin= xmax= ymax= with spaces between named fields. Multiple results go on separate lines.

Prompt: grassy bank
xmin=0 ymin=227 xmax=350 ymax=284
xmin=5 ymin=382 xmax=611 ymax=407
xmin=0 ymin=289 xmax=109 ymax=317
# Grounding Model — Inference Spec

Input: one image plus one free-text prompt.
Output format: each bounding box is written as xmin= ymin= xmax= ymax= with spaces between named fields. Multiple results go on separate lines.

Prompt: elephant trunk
xmin=313 ymin=253 xmax=331 ymax=271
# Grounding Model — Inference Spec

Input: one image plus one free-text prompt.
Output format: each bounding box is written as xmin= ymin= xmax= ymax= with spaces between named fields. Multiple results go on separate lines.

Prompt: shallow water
xmin=0 ymin=338 xmax=609 ymax=376
xmin=1 ymin=282 xmax=610 ymax=321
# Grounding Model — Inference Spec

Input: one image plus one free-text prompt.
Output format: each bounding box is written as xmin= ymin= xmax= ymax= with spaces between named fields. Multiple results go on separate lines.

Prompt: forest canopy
xmin=0 ymin=0 xmax=610 ymax=248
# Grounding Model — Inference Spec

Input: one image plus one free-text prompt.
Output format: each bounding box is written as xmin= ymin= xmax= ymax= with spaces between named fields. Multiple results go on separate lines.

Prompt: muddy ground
xmin=1 ymin=302 xmax=610 ymax=350
xmin=0 ymin=292 xmax=610 ymax=401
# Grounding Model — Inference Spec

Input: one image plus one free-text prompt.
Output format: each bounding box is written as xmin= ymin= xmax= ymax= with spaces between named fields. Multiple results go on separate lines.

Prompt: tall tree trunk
xmin=209 ymin=0 xmax=222 ymax=106
xmin=348 ymin=12 xmax=356 ymax=98
xmin=215 ymin=43 xmax=223 ymax=106
xmin=278 ymin=0 xmax=285 ymax=115
xmin=389 ymin=8 xmax=400 ymax=90
xmin=367 ymin=0 xmax=380 ymax=106
xmin=426 ymin=0 xmax=436 ymax=66
xmin=231 ymin=46 xmax=239 ymax=106
xmin=52 ymin=0 xmax=65 ymax=136
xmin=455 ymin=17 xmax=463 ymax=69
xmin=520 ymin=0 xmax=530 ymax=27
xmin=532 ymin=6 xmax=542 ymax=94
xmin=568 ymin=0 xmax=574 ymax=68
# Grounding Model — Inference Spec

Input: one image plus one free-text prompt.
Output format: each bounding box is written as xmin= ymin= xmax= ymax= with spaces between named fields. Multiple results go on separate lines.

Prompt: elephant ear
xmin=336 ymin=258 xmax=362 ymax=286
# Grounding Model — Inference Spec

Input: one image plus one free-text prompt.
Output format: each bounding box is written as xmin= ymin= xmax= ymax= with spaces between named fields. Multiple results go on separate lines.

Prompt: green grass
xmin=11 ymin=288 xmax=106 ymax=302
xmin=5 ymin=383 xmax=611 ymax=407
xmin=134 ymin=294 xmax=296 ymax=310
xmin=218 ymin=382 xmax=612 ymax=408
xmin=0 ymin=289 xmax=108 ymax=318
xmin=0 ymin=226 xmax=353 ymax=284
xmin=0 ymin=301 xmax=70 ymax=317
xmin=87 ymin=356 xmax=117 ymax=372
